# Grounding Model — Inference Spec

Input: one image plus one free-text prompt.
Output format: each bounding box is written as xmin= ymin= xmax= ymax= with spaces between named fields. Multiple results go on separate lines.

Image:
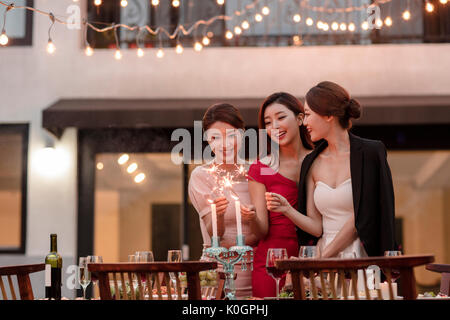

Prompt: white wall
xmin=0 ymin=0 xmax=450 ymax=297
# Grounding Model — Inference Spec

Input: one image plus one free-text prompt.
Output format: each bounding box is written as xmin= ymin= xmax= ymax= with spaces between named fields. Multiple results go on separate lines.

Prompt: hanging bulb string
xmin=48 ymin=12 xmax=56 ymax=41
xmin=1 ymin=3 xmax=14 ymax=33
xmin=298 ymin=0 xmax=393 ymax=14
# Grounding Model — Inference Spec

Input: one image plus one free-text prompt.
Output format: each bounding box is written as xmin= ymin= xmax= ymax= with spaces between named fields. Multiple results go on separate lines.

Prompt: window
xmin=87 ymin=0 xmax=450 ymax=49
xmin=0 ymin=0 xmax=33 ymax=46
xmin=0 ymin=124 xmax=29 ymax=254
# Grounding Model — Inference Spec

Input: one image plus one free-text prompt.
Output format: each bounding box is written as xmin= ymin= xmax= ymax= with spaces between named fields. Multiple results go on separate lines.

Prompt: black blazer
xmin=296 ymin=132 xmax=397 ymax=257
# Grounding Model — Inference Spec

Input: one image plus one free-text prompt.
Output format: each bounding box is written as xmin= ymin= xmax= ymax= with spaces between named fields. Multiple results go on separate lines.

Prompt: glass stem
xmin=82 ymin=287 xmax=86 ymax=300
xmin=276 ymin=279 xmax=280 ymax=299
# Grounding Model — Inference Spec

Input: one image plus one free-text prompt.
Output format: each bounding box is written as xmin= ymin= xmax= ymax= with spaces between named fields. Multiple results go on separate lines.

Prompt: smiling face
xmin=263 ymin=103 xmax=303 ymax=147
xmin=303 ymin=102 xmax=333 ymax=142
xmin=205 ymin=121 xmax=242 ymax=164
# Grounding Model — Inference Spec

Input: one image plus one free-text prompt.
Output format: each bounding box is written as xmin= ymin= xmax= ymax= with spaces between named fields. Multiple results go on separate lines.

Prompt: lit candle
xmin=232 ymin=195 xmax=243 ymax=237
xmin=209 ymin=201 xmax=218 ymax=239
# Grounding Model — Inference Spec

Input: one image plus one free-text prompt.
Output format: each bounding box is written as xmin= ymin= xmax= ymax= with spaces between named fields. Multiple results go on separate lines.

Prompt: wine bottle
xmin=45 ymin=234 xmax=62 ymax=300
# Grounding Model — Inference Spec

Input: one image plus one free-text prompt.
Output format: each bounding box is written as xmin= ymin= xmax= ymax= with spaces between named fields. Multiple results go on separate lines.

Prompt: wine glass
xmin=87 ymin=255 xmax=103 ymax=299
xmin=384 ymin=251 xmax=402 ymax=282
xmin=135 ymin=251 xmax=154 ymax=298
xmin=168 ymin=250 xmax=182 ymax=295
xmin=78 ymin=257 xmax=91 ymax=300
xmin=266 ymin=248 xmax=288 ymax=299
xmin=299 ymin=246 xmax=317 ymax=258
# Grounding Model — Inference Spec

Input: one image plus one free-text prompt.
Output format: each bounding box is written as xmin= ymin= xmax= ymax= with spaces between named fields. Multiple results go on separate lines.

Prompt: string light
xmin=194 ymin=41 xmax=203 ymax=52
xmin=85 ymin=45 xmax=94 ymax=56
xmin=118 ymin=154 xmax=129 ymax=165
xmin=384 ymin=16 xmax=393 ymax=27
xmin=151 ymin=0 xmax=159 ymax=6
xmin=120 ymin=0 xmax=128 ymax=8
xmin=172 ymin=0 xmax=180 ymax=8
xmin=0 ymin=3 xmax=13 ymax=46
xmin=339 ymin=22 xmax=347 ymax=31
xmin=94 ymin=0 xmax=102 ymax=6
xmin=175 ymin=43 xmax=183 ymax=54
xmin=331 ymin=22 xmax=338 ymax=31
xmin=47 ymin=13 xmax=56 ymax=55
xmin=0 ymin=31 xmax=8 ymax=46
xmin=293 ymin=14 xmax=301 ymax=23
xmin=134 ymin=173 xmax=146 ymax=183
xmin=306 ymin=17 xmax=313 ymax=26
xmin=425 ymin=1 xmax=434 ymax=13
xmin=225 ymin=30 xmax=233 ymax=39
xmin=47 ymin=40 xmax=56 ymax=54
xmin=376 ymin=19 xmax=383 ymax=28
xmin=217 ymin=0 xmax=224 ymax=5
xmin=96 ymin=162 xmax=104 ymax=170
xmin=234 ymin=26 xmax=242 ymax=35
xmin=241 ymin=20 xmax=250 ymax=30
xmin=361 ymin=21 xmax=369 ymax=31
xmin=262 ymin=6 xmax=270 ymax=16
xmin=440 ymin=0 xmax=448 ymax=4
xmin=348 ymin=22 xmax=355 ymax=32
xmin=402 ymin=10 xmax=411 ymax=20
xmin=156 ymin=48 xmax=164 ymax=58
xmin=255 ymin=13 xmax=263 ymax=22
xmin=127 ymin=163 xmax=138 ymax=174
xmin=322 ymin=23 xmax=329 ymax=31
xmin=114 ymin=49 xmax=122 ymax=60
xmin=137 ymin=47 xmax=144 ymax=57
xmin=202 ymin=35 xmax=210 ymax=46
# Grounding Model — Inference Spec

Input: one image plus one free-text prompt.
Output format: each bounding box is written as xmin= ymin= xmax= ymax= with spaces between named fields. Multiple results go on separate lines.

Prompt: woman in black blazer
xmin=266 ymin=81 xmax=396 ymax=257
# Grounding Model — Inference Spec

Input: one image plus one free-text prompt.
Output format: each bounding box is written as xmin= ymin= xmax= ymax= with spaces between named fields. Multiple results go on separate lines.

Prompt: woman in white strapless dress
xmin=314 ymin=178 xmax=367 ymax=258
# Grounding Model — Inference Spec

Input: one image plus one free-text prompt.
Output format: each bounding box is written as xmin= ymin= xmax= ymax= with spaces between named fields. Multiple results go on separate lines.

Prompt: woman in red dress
xmin=245 ymin=92 xmax=316 ymax=298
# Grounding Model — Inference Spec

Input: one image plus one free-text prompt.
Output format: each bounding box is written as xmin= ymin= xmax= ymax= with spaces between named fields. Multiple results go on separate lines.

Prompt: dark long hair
xmin=305 ymin=81 xmax=362 ymax=129
xmin=258 ymin=92 xmax=313 ymax=153
xmin=202 ymin=103 xmax=245 ymax=131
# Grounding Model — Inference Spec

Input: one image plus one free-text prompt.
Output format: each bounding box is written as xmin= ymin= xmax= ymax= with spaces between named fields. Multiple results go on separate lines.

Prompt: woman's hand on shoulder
xmin=265 ymin=192 xmax=292 ymax=214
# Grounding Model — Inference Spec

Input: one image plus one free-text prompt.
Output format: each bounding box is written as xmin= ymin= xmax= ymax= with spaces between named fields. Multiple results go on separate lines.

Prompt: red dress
xmin=248 ymin=160 xmax=299 ymax=298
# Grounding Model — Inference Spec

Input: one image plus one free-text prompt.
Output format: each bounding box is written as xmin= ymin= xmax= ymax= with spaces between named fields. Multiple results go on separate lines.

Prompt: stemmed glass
xmin=135 ymin=251 xmax=154 ymax=299
xmin=299 ymin=246 xmax=317 ymax=258
xmin=168 ymin=250 xmax=182 ymax=296
xmin=87 ymin=255 xmax=103 ymax=299
xmin=384 ymin=251 xmax=402 ymax=282
xmin=78 ymin=257 xmax=91 ymax=300
xmin=266 ymin=248 xmax=288 ymax=299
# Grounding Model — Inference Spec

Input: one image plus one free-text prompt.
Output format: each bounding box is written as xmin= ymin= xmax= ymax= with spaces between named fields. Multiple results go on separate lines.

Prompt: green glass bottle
xmin=44 ymin=234 xmax=62 ymax=299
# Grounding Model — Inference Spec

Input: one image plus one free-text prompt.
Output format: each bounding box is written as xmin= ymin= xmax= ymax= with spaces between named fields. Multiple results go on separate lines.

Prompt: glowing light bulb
xmin=426 ymin=2 xmax=434 ymax=12
xmin=0 ymin=31 xmax=8 ymax=46
xmin=115 ymin=49 xmax=122 ymax=60
xmin=118 ymin=154 xmax=129 ymax=165
xmin=202 ymin=36 xmax=210 ymax=46
xmin=322 ymin=23 xmax=329 ymax=31
xmin=137 ymin=48 xmax=144 ymax=57
xmin=234 ymin=26 xmax=242 ymax=35
xmin=317 ymin=21 xmax=323 ymax=29
xmin=306 ymin=17 xmax=313 ymax=26
xmin=85 ymin=45 xmax=94 ymax=56
xmin=241 ymin=20 xmax=250 ymax=30
xmin=331 ymin=22 xmax=339 ymax=31
xmin=440 ymin=0 xmax=448 ymax=4
xmin=348 ymin=23 xmax=356 ymax=32
xmin=255 ymin=13 xmax=263 ymax=22
xmin=262 ymin=6 xmax=270 ymax=15
xmin=293 ymin=14 xmax=301 ymax=23
xmin=172 ymin=0 xmax=180 ymax=7
xmin=384 ymin=16 xmax=393 ymax=27
xmin=375 ymin=19 xmax=383 ymax=28
xmin=121 ymin=0 xmax=128 ymax=7
xmin=340 ymin=22 xmax=347 ymax=31
xmin=361 ymin=21 xmax=369 ymax=30
xmin=151 ymin=0 xmax=159 ymax=6
xmin=217 ymin=0 xmax=224 ymax=5
xmin=47 ymin=40 xmax=56 ymax=54
xmin=225 ymin=30 xmax=233 ymax=39
xmin=194 ymin=41 xmax=203 ymax=52
xmin=402 ymin=10 xmax=411 ymax=20
xmin=134 ymin=173 xmax=146 ymax=183
xmin=127 ymin=163 xmax=138 ymax=174
xmin=97 ymin=162 xmax=104 ymax=170
xmin=94 ymin=0 xmax=102 ymax=6
xmin=176 ymin=43 xmax=183 ymax=54
xmin=156 ymin=48 xmax=164 ymax=58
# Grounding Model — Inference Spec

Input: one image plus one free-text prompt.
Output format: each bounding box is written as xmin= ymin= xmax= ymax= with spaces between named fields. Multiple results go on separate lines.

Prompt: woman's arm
xmin=320 ymin=215 xmax=358 ymax=258
xmin=266 ymin=172 xmax=322 ymax=237
xmin=247 ymin=180 xmax=269 ymax=240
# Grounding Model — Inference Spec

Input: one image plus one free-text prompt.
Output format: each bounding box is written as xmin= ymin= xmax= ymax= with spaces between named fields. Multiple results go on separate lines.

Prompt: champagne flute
xmin=266 ymin=248 xmax=288 ymax=299
xmin=384 ymin=251 xmax=402 ymax=282
xmin=87 ymin=255 xmax=103 ymax=299
xmin=78 ymin=257 xmax=91 ymax=300
xmin=168 ymin=250 xmax=182 ymax=296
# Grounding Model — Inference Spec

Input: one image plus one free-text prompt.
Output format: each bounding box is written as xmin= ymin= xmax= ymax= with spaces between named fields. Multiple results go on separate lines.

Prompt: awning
xmin=42 ymin=96 xmax=450 ymax=138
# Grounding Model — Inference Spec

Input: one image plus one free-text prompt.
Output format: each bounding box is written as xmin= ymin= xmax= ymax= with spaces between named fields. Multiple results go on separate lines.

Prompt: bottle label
xmin=45 ymin=264 xmax=51 ymax=287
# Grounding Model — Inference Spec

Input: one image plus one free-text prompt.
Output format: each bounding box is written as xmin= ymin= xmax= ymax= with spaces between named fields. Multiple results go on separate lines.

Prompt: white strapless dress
xmin=314 ymin=178 xmax=367 ymax=258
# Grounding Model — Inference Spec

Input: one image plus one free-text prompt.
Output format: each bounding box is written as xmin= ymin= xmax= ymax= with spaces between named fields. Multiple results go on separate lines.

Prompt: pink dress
xmin=248 ymin=160 xmax=299 ymax=298
xmin=188 ymin=164 xmax=257 ymax=299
